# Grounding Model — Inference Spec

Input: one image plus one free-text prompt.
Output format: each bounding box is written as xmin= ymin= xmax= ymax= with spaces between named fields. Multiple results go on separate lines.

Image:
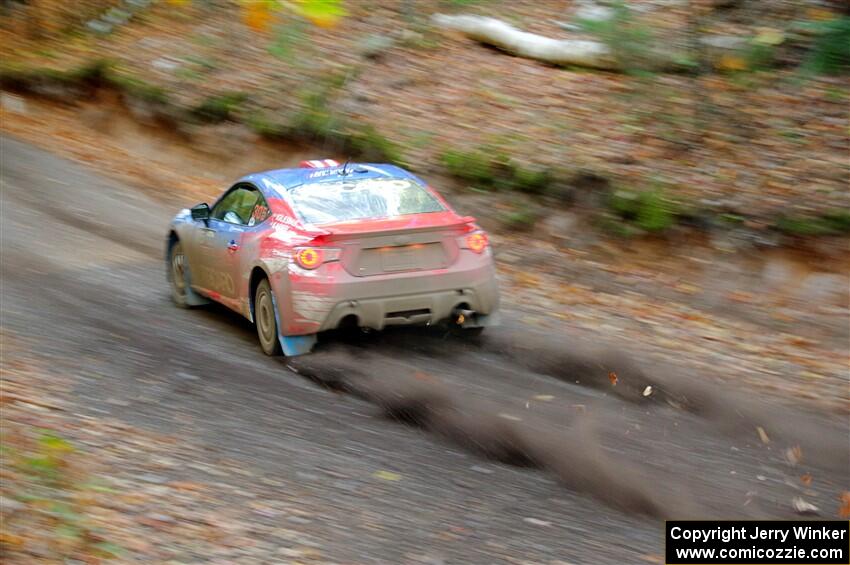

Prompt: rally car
xmin=166 ymin=159 xmax=500 ymax=356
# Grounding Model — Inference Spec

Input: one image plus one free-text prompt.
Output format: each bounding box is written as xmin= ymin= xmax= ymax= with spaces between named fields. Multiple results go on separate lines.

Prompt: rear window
xmin=288 ymin=177 xmax=445 ymax=225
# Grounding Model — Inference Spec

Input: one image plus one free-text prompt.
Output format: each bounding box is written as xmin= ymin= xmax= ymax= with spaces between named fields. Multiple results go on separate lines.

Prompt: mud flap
xmin=183 ymin=266 xmax=210 ymax=307
xmin=280 ymin=334 xmax=317 ymax=356
xmin=267 ymin=284 xmax=316 ymax=356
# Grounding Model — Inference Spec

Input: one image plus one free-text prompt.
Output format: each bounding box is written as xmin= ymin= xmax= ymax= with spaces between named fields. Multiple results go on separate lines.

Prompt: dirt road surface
xmin=2 ymin=136 xmax=847 ymax=564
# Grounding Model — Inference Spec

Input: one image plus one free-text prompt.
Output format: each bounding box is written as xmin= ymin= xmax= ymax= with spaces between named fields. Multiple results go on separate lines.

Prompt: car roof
xmin=238 ymin=163 xmax=421 ymax=199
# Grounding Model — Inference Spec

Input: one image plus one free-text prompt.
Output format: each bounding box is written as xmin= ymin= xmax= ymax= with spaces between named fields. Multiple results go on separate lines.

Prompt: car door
xmin=196 ymin=184 xmax=263 ymax=310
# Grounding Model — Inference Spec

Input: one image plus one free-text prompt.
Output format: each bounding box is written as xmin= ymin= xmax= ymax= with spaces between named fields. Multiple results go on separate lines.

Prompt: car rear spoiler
xmin=308 ymin=215 xmax=478 ymax=241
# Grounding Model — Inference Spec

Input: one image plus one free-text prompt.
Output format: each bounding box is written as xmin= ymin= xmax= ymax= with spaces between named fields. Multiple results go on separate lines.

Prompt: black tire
xmin=255 ymin=278 xmax=282 ymax=356
xmin=169 ymin=241 xmax=190 ymax=308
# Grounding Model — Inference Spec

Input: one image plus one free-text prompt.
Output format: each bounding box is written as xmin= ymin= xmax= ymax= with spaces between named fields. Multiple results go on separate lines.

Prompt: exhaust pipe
xmin=452 ymin=308 xmax=476 ymax=326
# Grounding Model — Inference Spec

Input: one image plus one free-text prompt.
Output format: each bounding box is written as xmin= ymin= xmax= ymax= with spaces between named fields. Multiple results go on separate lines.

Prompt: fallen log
xmin=431 ymin=13 xmax=619 ymax=70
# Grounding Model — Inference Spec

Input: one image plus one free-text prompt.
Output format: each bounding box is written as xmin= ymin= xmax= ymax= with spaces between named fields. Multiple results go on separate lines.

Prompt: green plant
xmin=441 ymin=147 xmax=555 ymax=195
xmin=440 ymin=0 xmax=491 ymax=8
xmin=5 ymin=431 xmax=123 ymax=559
xmin=291 ymin=88 xmax=340 ymax=139
xmin=441 ymin=149 xmax=497 ymax=187
xmin=744 ymin=42 xmax=776 ymax=72
xmin=0 ymin=59 xmax=113 ymax=96
xmin=109 ymin=74 xmax=168 ymax=103
xmin=290 ymin=70 xmax=355 ymax=138
xmin=348 ymin=124 xmax=406 ymax=165
xmin=510 ymin=166 xmax=551 ymax=195
xmin=775 ymin=210 xmax=850 ymax=236
xmin=183 ymin=55 xmax=218 ymax=73
xmin=191 ymin=92 xmax=249 ymax=122
xmin=800 ymin=16 xmax=850 ymax=75
xmin=608 ymin=186 xmax=678 ymax=233
xmin=718 ymin=213 xmax=745 ymax=226
xmin=268 ymin=20 xmax=308 ymax=60
xmin=577 ymin=1 xmax=655 ymax=74
xmin=247 ymin=110 xmax=288 ymax=138
xmin=21 ymin=431 xmax=76 ymax=486
xmin=499 ymin=204 xmax=539 ymax=231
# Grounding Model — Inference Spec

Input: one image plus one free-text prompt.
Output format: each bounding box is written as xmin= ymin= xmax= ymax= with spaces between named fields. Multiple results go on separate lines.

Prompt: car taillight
xmin=293 ymin=247 xmax=341 ymax=270
xmin=464 ymin=232 xmax=489 ymax=253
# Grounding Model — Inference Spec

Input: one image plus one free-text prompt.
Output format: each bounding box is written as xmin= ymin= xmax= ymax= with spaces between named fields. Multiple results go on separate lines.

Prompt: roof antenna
xmin=341 ymin=157 xmax=351 ymax=176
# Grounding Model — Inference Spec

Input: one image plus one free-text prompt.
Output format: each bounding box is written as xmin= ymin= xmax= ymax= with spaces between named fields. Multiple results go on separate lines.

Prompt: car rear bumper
xmin=280 ymin=250 xmax=499 ymax=334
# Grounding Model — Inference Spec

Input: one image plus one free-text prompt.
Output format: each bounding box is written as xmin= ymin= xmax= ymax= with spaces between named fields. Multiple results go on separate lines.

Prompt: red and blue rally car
xmin=166 ymin=159 xmax=500 ymax=356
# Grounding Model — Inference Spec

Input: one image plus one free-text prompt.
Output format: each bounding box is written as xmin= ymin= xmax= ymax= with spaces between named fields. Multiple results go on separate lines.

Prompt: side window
xmin=247 ymin=194 xmax=271 ymax=227
xmin=211 ymin=186 xmax=261 ymax=225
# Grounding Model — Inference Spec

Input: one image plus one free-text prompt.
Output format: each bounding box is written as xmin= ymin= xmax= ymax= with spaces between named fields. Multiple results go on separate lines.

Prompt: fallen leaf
xmin=523 ymin=517 xmax=551 ymax=527
xmin=754 ymin=27 xmax=784 ymax=46
xmin=792 ymin=497 xmax=819 ymax=515
xmin=642 ymin=385 xmax=653 ymax=397
xmin=727 ymin=290 xmax=754 ymax=303
xmin=243 ymin=3 xmax=273 ymax=32
xmin=807 ymin=7 xmax=837 ymax=21
xmin=756 ymin=426 xmax=770 ymax=444
xmin=785 ymin=335 xmax=813 ymax=347
xmin=296 ymin=0 xmax=346 ymax=28
xmin=785 ymin=445 xmax=803 ymax=466
xmin=674 ymin=283 xmax=701 ymax=295
xmin=718 ymin=55 xmax=748 ymax=72
xmin=608 ymin=371 xmax=618 ymax=386
xmin=0 ymin=531 xmax=24 ymax=548
xmin=838 ymin=491 xmax=850 ymax=518
xmin=372 ymin=470 xmax=401 ymax=481
xmin=800 ymin=474 xmax=812 ymax=486
xmin=169 ymin=481 xmax=204 ymax=491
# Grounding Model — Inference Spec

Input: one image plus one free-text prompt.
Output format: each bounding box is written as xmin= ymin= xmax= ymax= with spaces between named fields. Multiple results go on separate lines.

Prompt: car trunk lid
xmin=317 ymin=212 xmax=469 ymax=277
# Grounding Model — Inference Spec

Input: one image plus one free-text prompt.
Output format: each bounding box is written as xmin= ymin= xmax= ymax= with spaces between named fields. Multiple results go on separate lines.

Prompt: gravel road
xmin=2 ymin=136 xmax=846 ymax=564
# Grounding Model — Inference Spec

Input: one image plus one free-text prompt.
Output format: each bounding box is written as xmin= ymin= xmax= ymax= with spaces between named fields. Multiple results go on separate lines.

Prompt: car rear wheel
xmin=255 ymin=279 xmax=282 ymax=356
xmin=169 ymin=242 xmax=190 ymax=308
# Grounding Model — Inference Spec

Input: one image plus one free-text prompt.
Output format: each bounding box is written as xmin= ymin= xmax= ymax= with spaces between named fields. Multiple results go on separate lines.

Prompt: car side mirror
xmin=191 ymin=203 xmax=210 ymax=222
